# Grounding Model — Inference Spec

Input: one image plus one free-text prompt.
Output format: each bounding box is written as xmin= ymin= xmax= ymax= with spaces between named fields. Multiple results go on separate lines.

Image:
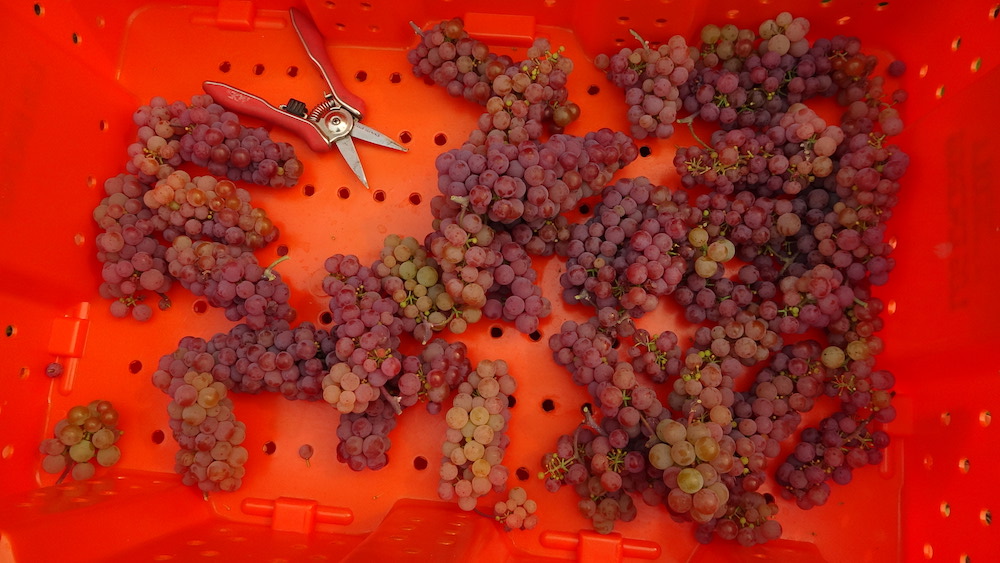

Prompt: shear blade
xmin=350 ymin=122 xmax=408 ymax=152
xmin=335 ymin=137 xmax=369 ymax=189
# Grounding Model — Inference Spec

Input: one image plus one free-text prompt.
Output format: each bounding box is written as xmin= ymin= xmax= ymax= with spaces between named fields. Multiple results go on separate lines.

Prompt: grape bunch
xmin=438 ymin=359 xmax=518 ymax=512
xmin=408 ymin=17 xmax=581 ymax=140
xmin=130 ymin=94 xmax=302 ymax=187
xmin=165 ymin=238 xmax=295 ymax=329
xmin=94 ymin=96 xmax=290 ymax=322
xmin=425 ymin=128 xmax=639 ymax=334
xmin=39 ymin=401 xmax=122 ymax=483
xmin=493 ymin=487 xmax=539 ymax=531
xmin=593 ymin=33 xmax=696 ymax=139
xmin=372 ymin=235 xmax=479 ymax=342
xmin=538 ymin=10 xmax=908 ymax=546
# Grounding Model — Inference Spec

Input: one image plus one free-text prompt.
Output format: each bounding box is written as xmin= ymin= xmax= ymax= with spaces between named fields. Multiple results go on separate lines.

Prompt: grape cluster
xmin=166 ymin=238 xmax=295 ymax=329
xmin=594 ymin=33 xmax=696 ymax=139
xmin=426 ymin=129 xmax=638 ymax=334
xmin=438 ymin=359 xmax=517 ymax=512
xmin=39 ymin=401 xmax=122 ymax=483
xmin=493 ymin=487 xmax=539 ymax=531
xmin=94 ymin=95 xmax=293 ymax=322
xmin=130 ymin=95 xmax=302 ymax=187
xmin=408 ymin=17 xmax=580 ymax=140
xmin=540 ymin=11 xmax=907 ymax=546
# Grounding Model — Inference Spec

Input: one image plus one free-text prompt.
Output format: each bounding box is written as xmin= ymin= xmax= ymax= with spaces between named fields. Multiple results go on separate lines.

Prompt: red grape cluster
xmin=94 ymin=95 xmax=292 ymax=322
xmin=407 ymin=17 xmax=581 ymax=140
xmin=130 ymin=95 xmax=302 ymax=187
xmin=594 ymin=33 xmax=697 ymax=139
xmin=541 ymin=11 xmax=906 ymax=545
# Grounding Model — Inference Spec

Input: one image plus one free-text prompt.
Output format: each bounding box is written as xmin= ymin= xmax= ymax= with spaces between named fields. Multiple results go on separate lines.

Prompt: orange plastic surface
xmin=1 ymin=0 xmax=999 ymax=562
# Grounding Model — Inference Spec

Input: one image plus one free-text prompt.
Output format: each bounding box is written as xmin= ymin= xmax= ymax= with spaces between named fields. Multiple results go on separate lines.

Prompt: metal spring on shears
xmin=308 ymin=99 xmax=339 ymax=122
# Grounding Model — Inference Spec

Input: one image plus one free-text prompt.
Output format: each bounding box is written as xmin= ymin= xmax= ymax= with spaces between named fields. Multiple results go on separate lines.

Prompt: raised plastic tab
xmin=216 ymin=0 xmax=256 ymax=31
xmin=539 ymin=529 xmax=661 ymax=562
xmin=241 ymin=496 xmax=354 ymax=533
xmin=464 ymin=12 xmax=536 ymax=47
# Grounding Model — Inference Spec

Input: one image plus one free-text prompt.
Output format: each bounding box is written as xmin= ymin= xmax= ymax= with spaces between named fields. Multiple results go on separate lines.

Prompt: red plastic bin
xmin=1 ymin=0 xmax=999 ymax=561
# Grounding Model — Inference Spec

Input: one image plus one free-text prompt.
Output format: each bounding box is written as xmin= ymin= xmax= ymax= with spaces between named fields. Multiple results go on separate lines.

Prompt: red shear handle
xmin=202 ymin=81 xmax=332 ymax=153
xmin=290 ymin=7 xmax=367 ymax=118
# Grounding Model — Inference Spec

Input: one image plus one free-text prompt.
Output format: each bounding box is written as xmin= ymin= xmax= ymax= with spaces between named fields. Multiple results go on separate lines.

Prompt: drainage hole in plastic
xmin=4 ymin=325 xmax=15 ymax=337
xmin=263 ymin=441 xmax=276 ymax=455
xmin=541 ymin=399 xmax=555 ymax=412
xmin=961 ymin=554 xmax=971 ymax=563
xmin=941 ymin=501 xmax=951 ymax=517
xmin=99 ymin=120 xmax=108 ymax=131
xmin=74 ymin=233 xmax=86 ymax=246
xmin=355 ymin=70 xmax=367 ymax=82
xmin=508 ymin=395 xmax=517 ymax=408
xmin=128 ymin=360 xmax=142 ymax=374
xmin=253 ymin=64 xmax=265 ymax=76
xmin=287 ymin=66 xmax=299 ymax=77
xmin=277 ymin=245 xmax=289 ymax=257
xmin=992 ymin=4 xmax=1000 ymax=19
xmin=1 ymin=445 xmax=13 ymax=459
xmin=886 ymin=300 xmax=896 ymax=314
xmin=19 ymin=367 xmax=29 ymax=379
xmin=876 ymin=1 xmax=890 ymax=9
xmin=413 ymin=456 xmax=428 ymax=470
xmin=152 ymin=430 xmax=165 ymax=444
xmin=587 ymin=84 xmax=600 ymax=95
xmin=940 ymin=411 xmax=951 ymax=426
xmin=579 ymin=203 xmax=591 ymax=214
xmin=219 ymin=61 xmax=231 ymax=73
xmin=303 ymin=184 xmax=315 ymax=196
xmin=971 ymin=58 xmax=982 ymax=72
xmin=72 ymin=32 xmax=81 ymax=44
xmin=959 ymin=457 xmax=970 ymax=473
xmin=360 ymin=1 xmax=372 ymax=9
xmin=338 ymin=186 xmax=351 ymax=199
xmin=515 ymin=467 xmax=530 ymax=480
xmin=980 ymin=410 xmax=992 ymax=427
xmin=951 ymin=36 xmax=962 ymax=51
xmin=33 ymin=4 xmax=43 ymax=16
xmin=982 ymin=509 xmax=993 ymax=525
xmin=193 ymin=300 xmax=208 ymax=314
xmin=373 ymin=190 xmax=386 ymax=202
xmin=639 ymin=145 xmax=652 ymax=157
xmin=434 ymin=133 xmax=448 ymax=146
xmin=408 ymin=192 xmax=422 ymax=205
xmin=319 ymin=311 xmax=333 ymax=325
xmin=390 ymin=72 xmax=401 ymax=84
xmin=528 ymin=330 xmax=542 ymax=342
xmin=399 ymin=131 xmax=412 ymax=144
xmin=655 ymin=18 xmax=666 ymax=26
xmin=87 ymin=175 xmax=97 ymax=188
xmin=936 ymin=85 xmax=946 ymax=99
xmin=490 ymin=326 xmax=503 ymax=338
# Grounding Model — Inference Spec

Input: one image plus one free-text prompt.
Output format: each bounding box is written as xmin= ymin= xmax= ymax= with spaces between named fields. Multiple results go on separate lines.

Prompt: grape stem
xmin=677 ymin=115 xmax=712 ymax=150
xmin=55 ymin=461 xmax=73 ymax=485
xmin=408 ymin=21 xmax=424 ymax=36
xmin=629 ymin=29 xmax=649 ymax=49
xmin=581 ymin=405 xmax=607 ymax=436
xmin=262 ymin=255 xmax=290 ymax=281
xmin=381 ymin=386 xmax=404 ymax=415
